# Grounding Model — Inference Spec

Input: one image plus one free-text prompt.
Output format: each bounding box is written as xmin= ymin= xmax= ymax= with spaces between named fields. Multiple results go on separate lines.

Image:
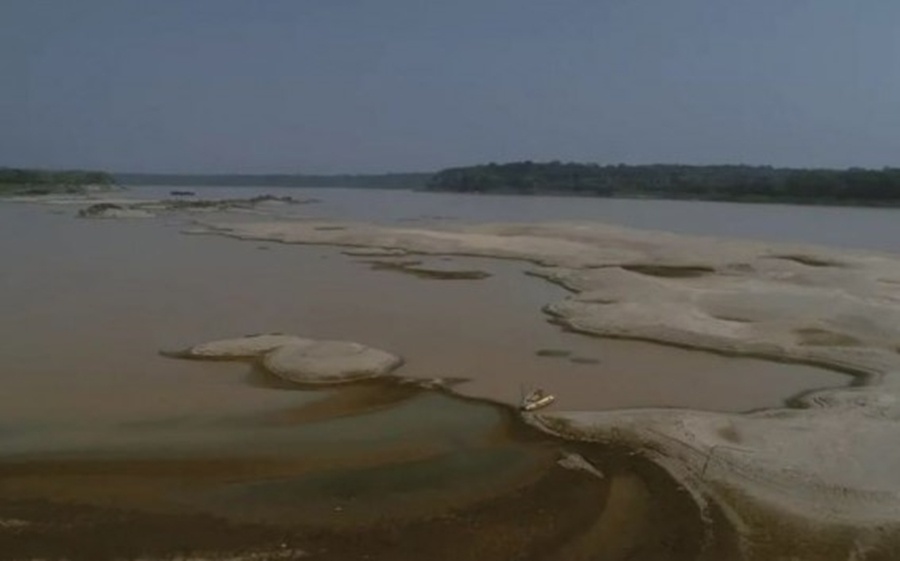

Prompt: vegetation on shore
xmin=0 ymin=167 xmax=116 ymax=195
xmin=426 ymin=162 xmax=900 ymax=205
xmin=9 ymin=162 xmax=900 ymax=206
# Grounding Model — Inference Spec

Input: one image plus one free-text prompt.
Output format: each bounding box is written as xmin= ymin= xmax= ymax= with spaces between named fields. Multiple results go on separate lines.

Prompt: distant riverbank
xmin=0 ymin=167 xmax=117 ymax=196
xmin=117 ymin=161 xmax=900 ymax=208
xmin=425 ymin=161 xmax=900 ymax=208
xmin=8 ymin=161 xmax=900 ymax=208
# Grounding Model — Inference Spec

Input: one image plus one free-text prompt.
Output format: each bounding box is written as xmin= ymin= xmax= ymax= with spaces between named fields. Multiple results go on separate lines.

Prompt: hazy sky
xmin=2 ymin=1 xmax=899 ymax=173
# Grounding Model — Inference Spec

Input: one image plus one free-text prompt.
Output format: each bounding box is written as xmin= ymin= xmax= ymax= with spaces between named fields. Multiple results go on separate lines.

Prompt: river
xmin=1 ymin=188 xmax=889 ymax=560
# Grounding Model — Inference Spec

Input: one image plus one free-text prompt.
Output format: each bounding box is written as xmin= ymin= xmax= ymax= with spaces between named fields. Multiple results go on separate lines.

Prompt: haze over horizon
xmin=3 ymin=0 xmax=899 ymax=174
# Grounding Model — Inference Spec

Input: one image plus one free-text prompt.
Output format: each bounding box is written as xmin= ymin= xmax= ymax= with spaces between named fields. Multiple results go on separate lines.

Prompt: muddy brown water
xmin=0 ymin=201 xmax=853 ymax=559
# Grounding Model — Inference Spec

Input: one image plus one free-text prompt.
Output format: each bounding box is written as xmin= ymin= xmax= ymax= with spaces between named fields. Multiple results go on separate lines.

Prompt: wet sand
xmin=0 ymin=463 xmax=707 ymax=561
xmin=0 ymin=397 xmax=720 ymax=561
xmin=0 ymin=337 xmax=720 ymax=560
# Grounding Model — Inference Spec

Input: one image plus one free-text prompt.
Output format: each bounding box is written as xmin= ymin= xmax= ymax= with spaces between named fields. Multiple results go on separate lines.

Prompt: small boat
xmin=170 ymin=190 xmax=196 ymax=197
xmin=520 ymin=388 xmax=556 ymax=412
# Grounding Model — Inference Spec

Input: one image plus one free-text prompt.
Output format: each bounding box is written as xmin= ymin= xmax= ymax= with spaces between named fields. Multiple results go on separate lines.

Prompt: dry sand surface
xmin=186 ymin=217 xmax=900 ymax=557
xmin=177 ymin=335 xmax=404 ymax=384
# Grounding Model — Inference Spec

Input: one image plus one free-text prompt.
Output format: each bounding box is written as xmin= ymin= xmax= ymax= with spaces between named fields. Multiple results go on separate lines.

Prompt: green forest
xmin=426 ymin=162 xmax=900 ymax=205
xmin=0 ymin=167 xmax=115 ymax=194
xmin=7 ymin=163 xmax=900 ymax=206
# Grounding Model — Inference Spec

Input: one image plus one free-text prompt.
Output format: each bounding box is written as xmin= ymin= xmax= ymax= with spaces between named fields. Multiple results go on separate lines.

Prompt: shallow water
xmin=0 ymin=202 xmax=846 ymax=439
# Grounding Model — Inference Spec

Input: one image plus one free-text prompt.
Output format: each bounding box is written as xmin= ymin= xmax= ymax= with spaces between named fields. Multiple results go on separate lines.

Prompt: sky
xmin=2 ymin=0 xmax=899 ymax=173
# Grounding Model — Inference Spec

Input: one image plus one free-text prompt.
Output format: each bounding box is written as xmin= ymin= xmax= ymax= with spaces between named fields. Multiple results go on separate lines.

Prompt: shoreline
xmin=422 ymin=186 xmax=900 ymax=210
xmin=187 ymin=218 xmax=900 ymax=379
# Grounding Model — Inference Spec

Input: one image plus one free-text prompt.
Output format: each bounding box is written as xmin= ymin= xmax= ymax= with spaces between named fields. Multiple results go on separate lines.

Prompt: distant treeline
xmin=116 ymin=172 xmax=432 ymax=190
xmin=0 ymin=167 xmax=115 ymax=193
xmin=8 ymin=163 xmax=900 ymax=205
xmin=426 ymin=162 xmax=900 ymax=204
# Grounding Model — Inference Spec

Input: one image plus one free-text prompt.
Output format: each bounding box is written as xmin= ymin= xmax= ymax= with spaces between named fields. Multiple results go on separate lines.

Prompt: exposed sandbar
xmin=187 ymin=217 xmax=900 ymax=541
xmin=173 ymin=334 xmax=404 ymax=385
